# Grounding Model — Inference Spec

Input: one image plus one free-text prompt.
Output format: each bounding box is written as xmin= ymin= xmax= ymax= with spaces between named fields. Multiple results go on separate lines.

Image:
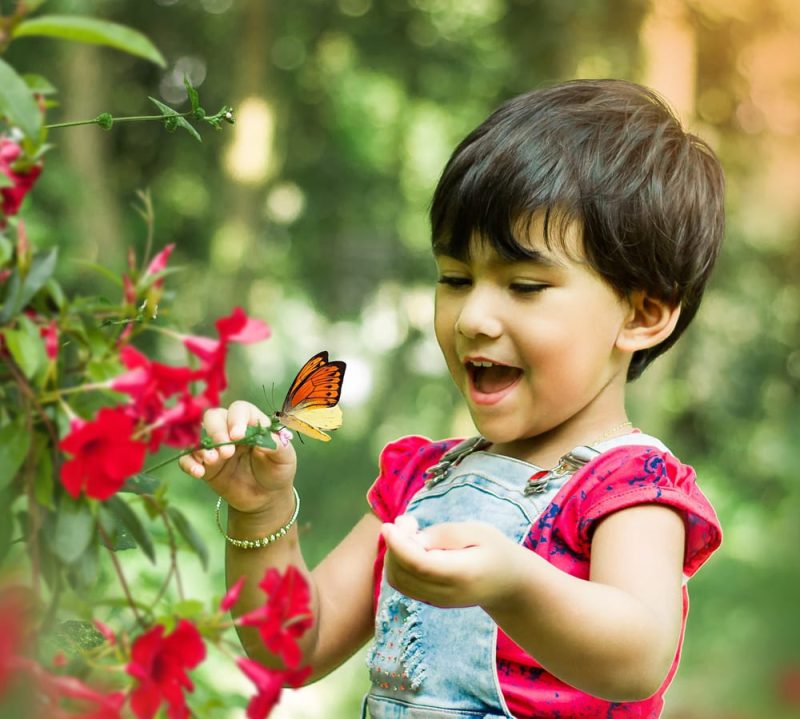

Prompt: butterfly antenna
xmin=261 ymin=384 xmax=276 ymax=415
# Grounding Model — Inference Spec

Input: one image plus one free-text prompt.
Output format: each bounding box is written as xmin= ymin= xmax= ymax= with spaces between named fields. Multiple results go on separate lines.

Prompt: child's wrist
xmin=226 ymin=488 xmax=298 ymax=534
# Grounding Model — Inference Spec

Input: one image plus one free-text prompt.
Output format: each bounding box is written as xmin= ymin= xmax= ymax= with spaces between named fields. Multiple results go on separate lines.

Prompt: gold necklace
xmin=587 ymin=420 xmax=633 ymax=446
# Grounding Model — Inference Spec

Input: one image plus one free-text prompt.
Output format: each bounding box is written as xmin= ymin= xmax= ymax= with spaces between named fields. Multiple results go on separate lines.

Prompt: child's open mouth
xmin=466 ymin=360 xmax=523 ymax=399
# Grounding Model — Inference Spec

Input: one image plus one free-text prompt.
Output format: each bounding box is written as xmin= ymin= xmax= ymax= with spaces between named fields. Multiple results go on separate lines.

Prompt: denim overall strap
xmin=364 ymin=446 xmax=570 ymax=719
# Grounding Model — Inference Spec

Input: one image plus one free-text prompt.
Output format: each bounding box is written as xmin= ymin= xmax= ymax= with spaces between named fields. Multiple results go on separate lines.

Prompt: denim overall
xmin=363 ymin=434 xmax=666 ymax=719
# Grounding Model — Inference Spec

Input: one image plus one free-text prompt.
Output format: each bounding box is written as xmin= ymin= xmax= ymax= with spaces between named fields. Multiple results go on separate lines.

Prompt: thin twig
xmin=97 ymin=524 xmax=146 ymax=627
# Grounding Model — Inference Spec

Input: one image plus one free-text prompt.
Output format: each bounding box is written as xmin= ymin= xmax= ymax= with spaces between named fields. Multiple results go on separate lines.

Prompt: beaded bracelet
xmin=215 ymin=487 xmax=300 ymax=549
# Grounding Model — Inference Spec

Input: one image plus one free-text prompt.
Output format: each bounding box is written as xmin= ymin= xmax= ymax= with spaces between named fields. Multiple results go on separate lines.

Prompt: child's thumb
xmin=253 ymin=429 xmax=296 ymax=466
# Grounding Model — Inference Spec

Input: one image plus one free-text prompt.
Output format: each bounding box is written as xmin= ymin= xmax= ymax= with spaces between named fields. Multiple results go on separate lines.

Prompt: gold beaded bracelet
xmin=215 ymin=487 xmax=300 ymax=549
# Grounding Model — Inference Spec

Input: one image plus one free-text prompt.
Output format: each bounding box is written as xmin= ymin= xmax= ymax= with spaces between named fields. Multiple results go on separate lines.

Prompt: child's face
xmin=433 ymin=216 xmax=633 ymax=452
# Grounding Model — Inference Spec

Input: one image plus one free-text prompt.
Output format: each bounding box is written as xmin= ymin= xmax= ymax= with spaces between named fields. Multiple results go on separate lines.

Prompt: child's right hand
xmin=178 ymin=400 xmax=297 ymax=515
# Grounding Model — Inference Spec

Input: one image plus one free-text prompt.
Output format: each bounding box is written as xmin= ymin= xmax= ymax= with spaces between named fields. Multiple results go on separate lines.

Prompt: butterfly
xmin=274 ymin=351 xmax=346 ymax=442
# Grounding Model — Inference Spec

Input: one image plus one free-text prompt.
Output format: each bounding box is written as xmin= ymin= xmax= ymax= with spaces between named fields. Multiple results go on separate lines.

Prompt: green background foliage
xmin=5 ymin=0 xmax=798 ymax=716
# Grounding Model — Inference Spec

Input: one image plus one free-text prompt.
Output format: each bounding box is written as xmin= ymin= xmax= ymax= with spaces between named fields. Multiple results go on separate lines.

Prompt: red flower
xmin=126 ymin=620 xmax=206 ymax=719
xmin=215 ymin=307 xmax=271 ymax=345
xmin=143 ymin=244 xmax=175 ymax=287
xmin=122 ymin=274 xmax=137 ymax=304
xmin=0 ymin=588 xmax=29 ymax=696
xmin=93 ymin=620 xmax=116 ymax=646
xmin=778 ymin=663 xmax=800 ymax=706
xmin=38 ymin=672 xmax=125 ymax=719
xmin=151 ymin=392 xmax=209 ymax=449
xmin=236 ymin=657 xmax=310 ymax=719
xmin=182 ymin=307 xmax=270 ymax=404
xmin=220 ymin=576 xmax=246 ymax=612
xmin=42 ymin=319 xmax=59 ymax=360
xmin=238 ymin=566 xmax=313 ymax=669
xmin=0 ymin=138 xmax=42 ymax=217
xmin=110 ymin=346 xmax=200 ymax=451
xmin=59 ymin=407 xmax=148 ymax=500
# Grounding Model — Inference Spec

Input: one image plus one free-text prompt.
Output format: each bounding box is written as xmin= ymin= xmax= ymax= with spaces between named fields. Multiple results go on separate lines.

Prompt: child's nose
xmin=455 ymin=290 xmax=503 ymax=339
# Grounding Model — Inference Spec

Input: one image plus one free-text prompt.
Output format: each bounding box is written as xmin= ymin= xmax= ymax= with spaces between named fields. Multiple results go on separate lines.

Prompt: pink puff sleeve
xmin=366 ymin=435 xmax=459 ymax=522
xmin=575 ymin=446 xmax=722 ymax=577
xmin=366 ymin=436 xmax=460 ymax=612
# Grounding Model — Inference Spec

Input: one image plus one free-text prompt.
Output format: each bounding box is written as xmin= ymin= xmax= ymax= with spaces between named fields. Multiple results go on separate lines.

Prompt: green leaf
xmin=67 ymin=538 xmax=99 ymax=592
xmin=71 ymin=259 xmax=123 ymax=287
xmin=106 ymin=495 xmax=156 ymax=563
xmin=54 ymin=620 xmax=105 ymax=653
xmin=23 ymin=73 xmax=58 ymax=96
xmin=0 ymin=173 xmax=13 ymax=189
xmin=168 ymin=506 xmax=209 ymax=570
xmin=173 ymin=599 xmax=205 ymax=619
xmin=0 ymin=418 xmax=31 ymax=489
xmin=0 ymin=57 xmax=42 ymax=141
xmin=12 ymin=15 xmax=166 ymax=68
xmin=51 ymin=497 xmax=95 ymax=565
xmin=45 ymin=278 xmax=66 ymax=310
xmin=1 ymin=328 xmax=41 ymax=379
xmin=97 ymin=504 xmax=137 ymax=551
xmin=244 ymin=423 xmax=278 ymax=450
xmin=0 ymin=235 xmax=12 ymax=264
xmin=184 ymin=76 xmax=200 ymax=113
xmin=148 ymin=97 xmax=202 ymax=142
xmin=0 ymin=248 xmax=58 ymax=323
xmin=33 ymin=434 xmax=55 ymax=509
xmin=0 ymin=489 xmax=14 ymax=564
xmin=120 ymin=472 xmax=162 ymax=495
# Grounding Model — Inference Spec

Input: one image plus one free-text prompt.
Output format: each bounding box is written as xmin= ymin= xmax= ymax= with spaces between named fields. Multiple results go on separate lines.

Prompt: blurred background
xmin=7 ymin=0 xmax=799 ymax=717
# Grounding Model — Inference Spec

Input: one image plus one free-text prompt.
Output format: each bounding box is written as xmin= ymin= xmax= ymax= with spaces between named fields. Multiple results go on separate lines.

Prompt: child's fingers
xmin=418 ymin=521 xmax=482 ymax=551
xmin=394 ymin=514 xmax=420 ymax=536
xmin=201 ymin=407 xmax=231 ymax=462
xmin=178 ymin=452 xmax=205 ymax=479
xmin=227 ymin=400 xmax=272 ymax=441
xmin=382 ymin=522 xmax=429 ymax=568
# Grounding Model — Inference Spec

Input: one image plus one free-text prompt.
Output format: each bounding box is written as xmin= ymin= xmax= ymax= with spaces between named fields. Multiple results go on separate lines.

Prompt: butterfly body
xmin=274 ymin=351 xmax=346 ymax=442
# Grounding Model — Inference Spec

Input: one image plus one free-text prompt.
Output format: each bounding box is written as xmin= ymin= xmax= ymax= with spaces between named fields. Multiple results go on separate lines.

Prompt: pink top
xmin=367 ymin=435 xmax=722 ymax=719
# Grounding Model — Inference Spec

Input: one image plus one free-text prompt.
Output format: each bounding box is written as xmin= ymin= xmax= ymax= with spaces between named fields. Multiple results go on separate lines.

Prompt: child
xmin=179 ymin=79 xmax=724 ymax=718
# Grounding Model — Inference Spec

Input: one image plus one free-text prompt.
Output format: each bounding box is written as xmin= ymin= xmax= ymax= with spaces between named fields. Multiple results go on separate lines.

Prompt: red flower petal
xmin=215 ymin=307 xmax=271 ymax=344
xmin=144 ymin=244 xmax=175 ymax=280
xmin=221 ymin=576 xmax=246 ymax=612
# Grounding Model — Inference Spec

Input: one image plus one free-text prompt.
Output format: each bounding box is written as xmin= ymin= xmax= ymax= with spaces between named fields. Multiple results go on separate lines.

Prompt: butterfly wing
xmin=276 ymin=351 xmax=346 ymax=441
xmin=280 ymin=406 xmax=343 ymax=442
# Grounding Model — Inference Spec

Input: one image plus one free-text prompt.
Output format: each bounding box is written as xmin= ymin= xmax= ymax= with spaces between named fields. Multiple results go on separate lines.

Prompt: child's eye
xmin=437 ymin=276 xmax=472 ymax=288
xmin=510 ymin=283 xmax=548 ymax=294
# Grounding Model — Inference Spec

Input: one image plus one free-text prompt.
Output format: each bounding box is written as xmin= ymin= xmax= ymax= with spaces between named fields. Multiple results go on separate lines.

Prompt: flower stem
xmin=142 ymin=434 xmax=276 ymax=473
xmin=98 ymin=524 xmax=146 ymax=627
xmin=44 ymin=112 xmax=193 ymax=130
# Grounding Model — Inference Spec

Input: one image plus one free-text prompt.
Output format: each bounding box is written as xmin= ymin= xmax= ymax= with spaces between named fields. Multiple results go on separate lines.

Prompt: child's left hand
xmin=381 ymin=515 xmax=520 ymax=609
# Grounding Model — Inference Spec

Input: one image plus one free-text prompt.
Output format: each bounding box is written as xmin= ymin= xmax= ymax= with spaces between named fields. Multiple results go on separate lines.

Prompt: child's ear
xmin=616 ymin=291 xmax=681 ymax=353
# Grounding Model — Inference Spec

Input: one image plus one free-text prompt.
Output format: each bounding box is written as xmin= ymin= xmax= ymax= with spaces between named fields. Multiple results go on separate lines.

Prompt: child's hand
xmin=381 ymin=515 xmax=520 ymax=610
xmin=178 ymin=400 xmax=297 ymax=515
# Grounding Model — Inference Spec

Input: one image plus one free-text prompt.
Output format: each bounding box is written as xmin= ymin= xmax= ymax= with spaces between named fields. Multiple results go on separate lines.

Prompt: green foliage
xmin=12 ymin=14 xmax=166 ymax=67
xmin=3 ymin=0 xmax=798 ymax=717
xmin=0 ymin=56 xmax=42 ymax=139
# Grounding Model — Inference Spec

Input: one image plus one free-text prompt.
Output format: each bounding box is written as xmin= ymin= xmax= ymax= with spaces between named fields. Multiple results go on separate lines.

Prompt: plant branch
xmin=44 ymin=112 xmax=192 ymax=130
xmin=98 ymin=524 xmax=146 ymax=628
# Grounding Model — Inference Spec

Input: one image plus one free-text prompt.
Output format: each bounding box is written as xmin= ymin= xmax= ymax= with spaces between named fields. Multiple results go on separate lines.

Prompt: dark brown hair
xmin=430 ymin=79 xmax=725 ymax=380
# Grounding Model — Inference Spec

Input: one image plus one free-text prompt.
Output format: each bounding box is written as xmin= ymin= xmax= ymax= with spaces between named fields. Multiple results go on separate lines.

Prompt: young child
xmin=180 ymin=79 xmax=724 ymax=718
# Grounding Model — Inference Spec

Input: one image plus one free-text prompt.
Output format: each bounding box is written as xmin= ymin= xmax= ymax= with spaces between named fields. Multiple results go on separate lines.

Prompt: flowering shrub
xmin=0 ymin=4 xmax=309 ymax=717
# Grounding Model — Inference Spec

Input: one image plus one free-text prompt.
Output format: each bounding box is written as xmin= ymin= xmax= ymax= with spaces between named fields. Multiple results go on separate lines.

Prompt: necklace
xmin=586 ymin=420 xmax=633 ymax=446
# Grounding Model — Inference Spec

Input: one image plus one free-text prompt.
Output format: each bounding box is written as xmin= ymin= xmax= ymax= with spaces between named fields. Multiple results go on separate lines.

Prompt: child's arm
xmin=382 ymin=504 xmax=685 ymax=701
xmin=180 ymin=401 xmax=380 ymax=680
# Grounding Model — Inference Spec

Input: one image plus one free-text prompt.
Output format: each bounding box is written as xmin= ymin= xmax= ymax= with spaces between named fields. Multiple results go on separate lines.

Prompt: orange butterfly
xmin=274 ymin=351 xmax=346 ymax=442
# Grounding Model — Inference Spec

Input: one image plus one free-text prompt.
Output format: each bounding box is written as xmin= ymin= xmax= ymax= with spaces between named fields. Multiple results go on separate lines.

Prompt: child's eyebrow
xmin=433 ymin=249 xmax=566 ymax=268
xmin=434 ymin=249 xmax=565 ymax=269
xmin=504 ymin=249 xmax=566 ymax=269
